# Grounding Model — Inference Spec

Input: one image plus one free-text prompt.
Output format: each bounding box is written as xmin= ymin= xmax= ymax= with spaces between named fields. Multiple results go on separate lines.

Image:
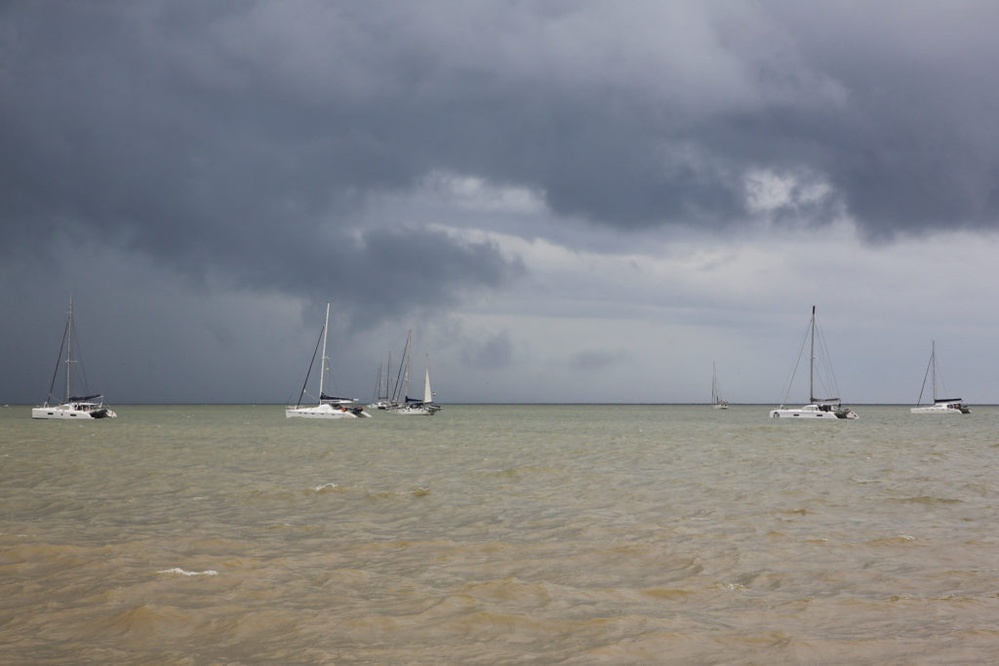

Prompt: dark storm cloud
xmin=3 ymin=1 xmax=999 ymax=316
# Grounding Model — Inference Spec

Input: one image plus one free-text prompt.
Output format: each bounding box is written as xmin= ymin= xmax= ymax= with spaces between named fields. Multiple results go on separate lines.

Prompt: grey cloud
xmin=461 ymin=331 xmax=514 ymax=370
xmin=568 ymin=348 xmax=628 ymax=372
xmin=4 ymin=0 xmax=999 ymax=302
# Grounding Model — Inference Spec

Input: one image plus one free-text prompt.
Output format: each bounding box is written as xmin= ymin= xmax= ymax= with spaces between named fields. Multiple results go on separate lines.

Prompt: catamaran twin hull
xmin=32 ymin=400 xmax=117 ymax=420
xmin=910 ymin=400 xmax=970 ymax=414
xmin=770 ymin=404 xmax=858 ymax=420
xmin=285 ymin=403 xmax=370 ymax=419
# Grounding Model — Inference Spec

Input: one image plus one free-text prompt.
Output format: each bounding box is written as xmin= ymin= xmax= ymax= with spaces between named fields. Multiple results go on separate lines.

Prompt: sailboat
xmin=32 ymin=298 xmax=117 ymax=420
xmin=911 ymin=340 xmax=970 ymax=414
xmin=285 ymin=303 xmax=370 ymax=419
xmin=712 ymin=362 xmax=729 ymax=409
xmin=391 ymin=355 xmax=441 ymax=416
xmin=770 ymin=306 xmax=858 ymax=420
xmin=368 ymin=352 xmax=394 ymax=410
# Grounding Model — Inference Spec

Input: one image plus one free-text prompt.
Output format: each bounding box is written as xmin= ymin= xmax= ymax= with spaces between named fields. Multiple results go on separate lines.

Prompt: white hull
xmin=911 ymin=401 xmax=969 ymax=414
xmin=285 ymin=403 xmax=359 ymax=419
xmin=770 ymin=404 xmax=857 ymax=420
xmin=390 ymin=404 xmax=440 ymax=416
xmin=32 ymin=403 xmax=117 ymax=420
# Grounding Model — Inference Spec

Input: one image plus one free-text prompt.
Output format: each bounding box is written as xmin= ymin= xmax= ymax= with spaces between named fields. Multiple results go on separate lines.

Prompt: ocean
xmin=2 ymin=404 xmax=998 ymax=664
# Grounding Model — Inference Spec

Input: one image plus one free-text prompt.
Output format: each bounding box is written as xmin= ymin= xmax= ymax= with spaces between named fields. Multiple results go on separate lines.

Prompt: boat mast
xmin=391 ymin=331 xmax=411 ymax=403
xmin=809 ymin=305 xmax=816 ymax=404
xmin=385 ymin=352 xmax=392 ymax=401
xmin=930 ymin=339 xmax=937 ymax=402
xmin=319 ymin=302 xmax=330 ymax=400
xmin=712 ymin=361 xmax=718 ymax=403
xmin=65 ymin=297 xmax=75 ymax=402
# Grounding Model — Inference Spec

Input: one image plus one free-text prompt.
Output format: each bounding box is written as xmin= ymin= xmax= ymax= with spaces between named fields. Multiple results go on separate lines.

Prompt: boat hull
xmin=285 ymin=404 xmax=360 ymax=419
xmin=770 ymin=404 xmax=857 ymax=420
xmin=32 ymin=403 xmax=117 ymax=419
xmin=389 ymin=404 xmax=441 ymax=416
xmin=911 ymin=401 xmax=970 ymax=414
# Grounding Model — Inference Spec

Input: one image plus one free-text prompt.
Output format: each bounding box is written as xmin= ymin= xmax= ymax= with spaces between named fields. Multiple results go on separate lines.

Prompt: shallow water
xmin=2 ymin=404 xmax=998 ymax=664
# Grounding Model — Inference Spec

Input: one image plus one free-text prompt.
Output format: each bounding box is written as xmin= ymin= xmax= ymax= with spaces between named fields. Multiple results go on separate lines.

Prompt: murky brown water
xmin=2 ymin=404 xmax=998 ymax=664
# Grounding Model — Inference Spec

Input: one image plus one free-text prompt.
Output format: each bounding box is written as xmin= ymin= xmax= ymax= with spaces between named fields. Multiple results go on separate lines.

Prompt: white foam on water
xmin=158 ymin=567 xmax=219 ymax=577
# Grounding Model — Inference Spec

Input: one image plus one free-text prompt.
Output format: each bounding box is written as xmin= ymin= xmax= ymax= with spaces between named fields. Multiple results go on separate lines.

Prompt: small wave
xmin=866 ymin=534 xmax=916 ymax=546
xmin=314 ymin=482 xmax=339 ymax=492
xmin=158 ymin=567 xmax=218 ymax=576
xmin=893 ymin=496 xmax=963 ymax=505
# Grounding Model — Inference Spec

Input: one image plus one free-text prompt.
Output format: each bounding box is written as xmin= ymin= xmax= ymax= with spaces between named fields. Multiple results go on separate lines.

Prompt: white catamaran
xmin=32 ymin=297 xmax=117 ymax=420
xmin=911 ymin=340 xmax=970 ymax=414
xmin=770 ymin=306 xmax=858 ymax=420
xmin=286 ymin=303 xmax=369 ymax=419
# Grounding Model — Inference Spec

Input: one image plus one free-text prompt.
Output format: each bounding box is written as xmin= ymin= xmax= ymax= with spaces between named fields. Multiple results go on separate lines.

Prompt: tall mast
xmin=392 ymin=330 xmax=412 ymax=401
xmin=809 ymin=305 xmax=816 ymax=404
xmin=930 ymin=339 xmax=937 ymax=402
xmin=386 ymin=351 xmax=392 ymax=401
xmin=712 ymin=361 xmax=718 ymax=403
xmin=65 ymin=297 xmax=75 ymax=402
xmin=319 ymin=302 xmax=330 ymax=399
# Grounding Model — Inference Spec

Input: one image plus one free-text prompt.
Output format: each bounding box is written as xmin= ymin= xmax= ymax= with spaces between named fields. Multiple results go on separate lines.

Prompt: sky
xmin=3 ymin=0 xmax=999 ymax=406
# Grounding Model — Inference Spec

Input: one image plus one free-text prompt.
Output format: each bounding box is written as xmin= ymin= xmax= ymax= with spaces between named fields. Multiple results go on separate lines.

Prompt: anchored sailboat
xmin=911 ymin=340 xmax=970 ymax=414
xmin=770 ymin=306 xmax=857 ymax=420
xmin=286 ymin=303 xmax=369 ymax=419
xmin=391 ymin=354 xmax=441 ymax=415
xmin=32 ymin=297 xmax=116 ymax=420
xmin=712 ymin=362 xmax=729 ymax=409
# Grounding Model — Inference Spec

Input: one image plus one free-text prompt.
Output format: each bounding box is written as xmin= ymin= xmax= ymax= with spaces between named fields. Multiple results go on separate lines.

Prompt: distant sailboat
xmin=286 ymin=303 xmax=369 ymax=419
xmin=32 ymin=297 xmax=117 ymax=420
xmin=770 ymin=306 xmax=857 ymax=420
xmin=711 ymin=362 xmax=729 ymax=409
xmin=369 ymin=355 xmax=393 ymax=410
xmin=391 ymin=354 xmax=441 ymax=416
xmin=911 ymin=340 xmax=970 ymax=414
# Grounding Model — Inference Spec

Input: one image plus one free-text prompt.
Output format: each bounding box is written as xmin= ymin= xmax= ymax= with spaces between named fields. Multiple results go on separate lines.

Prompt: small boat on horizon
xmin=911 ymin=340 xmax=970 ymax=414
xmin=32 ymin=297 xmax=117 ymax=420
xmin=712 ymin=362 xmax=729 ymax=410
xmin=390 ymin=358 xmax=441 ymax=416
xmin=376 ymin=330 xmax=442 ymax=415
